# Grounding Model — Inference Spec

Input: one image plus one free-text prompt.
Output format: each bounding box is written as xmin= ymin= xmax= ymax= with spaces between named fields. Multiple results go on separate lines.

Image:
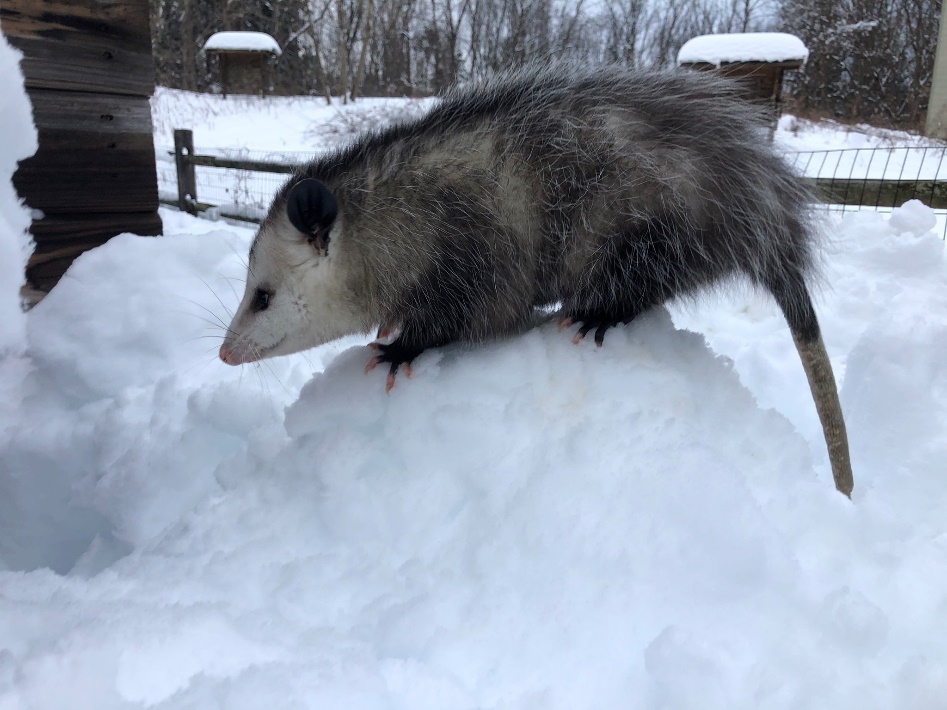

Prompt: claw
xmin=558 ymin=317 xmax=573 ymax=332
xmin=594 ymin=323 xmax=609 ymax=347
xmin=573 ymin=322 xmax=597 ymax=345
xmin=367 ymin=337 xmax=423 ymax=392
xmin=566 ymin=316 xmax=620 ymax=346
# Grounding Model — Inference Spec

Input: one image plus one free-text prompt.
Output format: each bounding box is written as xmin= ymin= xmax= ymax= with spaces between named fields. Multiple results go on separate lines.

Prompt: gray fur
xmin=223 ymin=64 xmax=854 ymax=496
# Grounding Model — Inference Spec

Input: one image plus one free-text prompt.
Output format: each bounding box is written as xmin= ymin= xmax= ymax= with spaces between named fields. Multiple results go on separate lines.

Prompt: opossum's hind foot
xmin=563 ymin=314 xmax=624 ymax=347
xmin=364 ymin=340 xmax=420 ymax=394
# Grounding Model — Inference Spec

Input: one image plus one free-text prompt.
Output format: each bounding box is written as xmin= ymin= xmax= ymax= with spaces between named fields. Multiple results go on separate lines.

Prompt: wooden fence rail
xmin=166 ymin=129 xmax=947 ymax=225
xmin=815 ymin=179 xmax=947 ymax=210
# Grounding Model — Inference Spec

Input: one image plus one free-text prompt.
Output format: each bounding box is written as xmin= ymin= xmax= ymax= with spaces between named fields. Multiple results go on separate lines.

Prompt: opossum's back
xmin=436 ymin=67 xmax=814 ymax=260
xmin=432 ymin=67 xmax=809 ymax=209
xmin=434 ymin=67 xmax=767 ymax=160
xmin=308 ymin=65 xmax=817 ymax=296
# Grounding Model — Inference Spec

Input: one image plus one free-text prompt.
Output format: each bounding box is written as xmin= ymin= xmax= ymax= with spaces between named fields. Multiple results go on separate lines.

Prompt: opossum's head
xmin=219 ymin=178 xmax=364 ymax=365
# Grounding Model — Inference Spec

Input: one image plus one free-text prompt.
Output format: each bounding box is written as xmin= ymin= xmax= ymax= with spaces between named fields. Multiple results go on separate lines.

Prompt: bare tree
xmin=781 ymin=0 xmax=942 ymax=126
xmin=150 ymin=0 xmax=940 ymax=129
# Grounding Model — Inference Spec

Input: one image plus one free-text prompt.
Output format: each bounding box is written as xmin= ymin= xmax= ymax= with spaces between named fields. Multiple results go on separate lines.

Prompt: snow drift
xmin=2 ymin=201 xmax=947 ymax=707
xmin=0 ymin=32 xmax=37 ymax=355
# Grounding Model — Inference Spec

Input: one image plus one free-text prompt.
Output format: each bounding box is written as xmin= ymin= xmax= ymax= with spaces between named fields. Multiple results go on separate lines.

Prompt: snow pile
xmin=203 ymin=31 xmax=281 ymax=55
xmin=0 ymin=31 xmax=37 ymax=355
xmin=1 ymin=199 xmax=947 ymax=706
xmin=888 ymin=198 xmax=939 ymax=237
xmin=678 ymin=32 xmax=809 ymax=67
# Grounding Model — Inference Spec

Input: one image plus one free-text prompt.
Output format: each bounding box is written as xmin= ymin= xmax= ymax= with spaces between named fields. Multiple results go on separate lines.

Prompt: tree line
xmin=151 ymin=0 xmax=942 ymax=127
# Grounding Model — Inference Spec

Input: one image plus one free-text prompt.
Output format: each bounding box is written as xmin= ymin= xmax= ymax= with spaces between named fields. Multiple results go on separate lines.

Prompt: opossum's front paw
xmin=364 ymin=340 xmax=423 ymax=394
xmin=559 ymin=315 xmax=621 ymax=347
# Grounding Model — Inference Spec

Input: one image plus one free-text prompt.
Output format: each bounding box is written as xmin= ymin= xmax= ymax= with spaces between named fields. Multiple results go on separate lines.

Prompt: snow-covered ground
xmin=4 ymin=202 xmax=947 ymax=709
xmin=2 ymin=70 xmax=947 ymax=707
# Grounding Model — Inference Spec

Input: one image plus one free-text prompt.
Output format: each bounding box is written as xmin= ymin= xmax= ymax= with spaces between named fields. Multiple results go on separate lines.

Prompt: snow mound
xmin=0 ymin=32 xmax=38 ymax=356
xmin=2 ymin=204 xmax=947 ymax=707
xmin=678 ymin=32 xmax=809 ymax=67
xmin=888 ymin=199 xmax=938 ymax=238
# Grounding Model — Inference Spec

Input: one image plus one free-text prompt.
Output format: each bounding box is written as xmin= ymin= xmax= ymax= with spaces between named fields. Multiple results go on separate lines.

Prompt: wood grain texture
xmin=14 ymin=90 xmax=159 ymax=213
xmin=5 ymin=35 xmax=155 ymax=96
xmin=1 ymin=0 xmax=155 ymax=96
xmin=27 ymin=88 xmax=155 ymax=134
xmin=15 ymin=147 xmax=160 ymax=213
xmin=29 ymin=212 xmax=163 ymax=247
xmin=3 ymin=0 xmax=162 ymax=290
xmin=808 ymin=178 xmax=947 ymax=210
xmin=26 ymin=211 xmax=162 ymax=290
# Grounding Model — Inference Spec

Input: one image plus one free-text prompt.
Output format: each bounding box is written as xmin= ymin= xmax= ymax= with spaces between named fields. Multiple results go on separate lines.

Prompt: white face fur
xmin=219 ymin=209 xmax=366 ymax=366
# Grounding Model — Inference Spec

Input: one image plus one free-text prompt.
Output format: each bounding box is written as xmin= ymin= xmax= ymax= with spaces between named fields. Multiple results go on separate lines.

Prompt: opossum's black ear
xmin=287 ymin=178 xmax=337 ymax=236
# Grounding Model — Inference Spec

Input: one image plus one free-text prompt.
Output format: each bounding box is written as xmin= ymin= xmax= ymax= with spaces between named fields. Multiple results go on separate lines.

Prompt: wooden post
xmin=221 ymin=54 xmax=228 ymax=99
xmin=927 ymin=1 xmax=947 ymax=138
xmin=173 ymin=129 xmax=197 ymax=213
xmin=3 ymin=0 xmax=163 ymax=290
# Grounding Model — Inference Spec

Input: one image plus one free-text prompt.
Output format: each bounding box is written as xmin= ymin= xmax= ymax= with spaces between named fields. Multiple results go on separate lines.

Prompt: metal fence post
xmin=173 ymin=129 xmax=197 ymax=214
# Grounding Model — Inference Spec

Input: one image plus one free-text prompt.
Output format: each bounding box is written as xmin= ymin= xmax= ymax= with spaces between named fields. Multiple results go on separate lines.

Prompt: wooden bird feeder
xmin=204 ymin=31 xmax=281 ymax=97
xmin=678 ymin=32 xmax=808 ymax=121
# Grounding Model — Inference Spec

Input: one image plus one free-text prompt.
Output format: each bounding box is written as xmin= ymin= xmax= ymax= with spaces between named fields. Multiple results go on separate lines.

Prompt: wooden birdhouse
xmin=678 ymin=32 xmax=808 ymax=122
xmin=204 ymin=31 xmax=281 ymax=97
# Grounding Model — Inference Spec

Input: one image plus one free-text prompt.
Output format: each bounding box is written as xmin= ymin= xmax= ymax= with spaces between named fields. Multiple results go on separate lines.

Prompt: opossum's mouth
xmin=219 ymin=336 xmax=286 ymax=366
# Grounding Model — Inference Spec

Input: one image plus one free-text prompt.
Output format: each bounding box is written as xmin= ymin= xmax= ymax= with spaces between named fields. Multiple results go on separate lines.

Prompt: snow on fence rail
xmin=156 ymin=129 xmax=947 ymax=237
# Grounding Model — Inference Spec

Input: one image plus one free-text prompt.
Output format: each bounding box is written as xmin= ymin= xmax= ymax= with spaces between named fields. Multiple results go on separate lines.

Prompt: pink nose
xmin=219 ymin=343 xmax=239 ymax=365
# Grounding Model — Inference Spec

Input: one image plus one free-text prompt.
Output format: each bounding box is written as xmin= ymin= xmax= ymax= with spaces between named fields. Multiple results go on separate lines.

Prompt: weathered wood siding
xmin=680 ymin=60 xmax=802 ymax=120
xmin=927 ymin=3 xmax=947 ymax=138
xmin=217 ymin=51 xmax=270 ymax=97
xmin=1 ymin=0 xmax=162 ymax=290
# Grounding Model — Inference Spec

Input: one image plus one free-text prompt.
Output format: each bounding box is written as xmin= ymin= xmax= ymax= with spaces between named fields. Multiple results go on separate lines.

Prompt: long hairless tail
xmin=769 ymin=275 xmax=854 ymax=497
xmin=791 ymin=332 xmax=853 ymax=497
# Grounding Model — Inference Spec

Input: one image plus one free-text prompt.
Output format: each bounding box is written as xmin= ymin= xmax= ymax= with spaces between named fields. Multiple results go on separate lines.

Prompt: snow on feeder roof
xmin=204 ymin=31 xmax=281 ymax=55
xmin=678 ymin=32 xmax=807 ymax=67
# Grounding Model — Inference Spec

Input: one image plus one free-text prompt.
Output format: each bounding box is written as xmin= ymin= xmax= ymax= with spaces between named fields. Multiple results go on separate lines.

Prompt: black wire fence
xmin=157 ymin=132 xmax=947 ymax=238
xmin=157 ymin=136 xmax=314 ymax=223
xmin=782 ymin=146 xmax=947 ymax=235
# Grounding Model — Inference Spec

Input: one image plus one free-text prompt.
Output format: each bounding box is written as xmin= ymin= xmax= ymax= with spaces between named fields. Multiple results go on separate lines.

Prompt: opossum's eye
xmin=252 ymin=288 xmax=272 ymax=312
xmin=287 ymin=178 xmax=337 ymax=238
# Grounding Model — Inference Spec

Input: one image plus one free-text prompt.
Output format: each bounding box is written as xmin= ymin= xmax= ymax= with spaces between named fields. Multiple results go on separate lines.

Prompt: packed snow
xmin=203 ymin=31 xmax=281 ymax=55
xmin=4 ymin=62 xmax=947 ymax=706
xmin=677 ymin=32 xmax=809 ymax=67
xmin=4 ymin=200 xmax=947 ymax=708
xmin=0 ymin=32 xmax=37 ymax=356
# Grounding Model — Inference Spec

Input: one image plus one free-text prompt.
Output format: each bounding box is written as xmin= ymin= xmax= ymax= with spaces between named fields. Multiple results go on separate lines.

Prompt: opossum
xmin=219 ymin=64 xmax=854 ymax=497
